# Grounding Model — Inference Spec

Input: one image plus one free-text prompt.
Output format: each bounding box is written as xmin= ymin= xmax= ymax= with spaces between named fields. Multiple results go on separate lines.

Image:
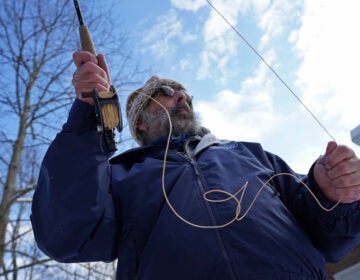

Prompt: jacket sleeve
xmin=268 ymin=152 xmax=360 ymax=263
xmin=31 ymin=99 xmax=119 ymax=263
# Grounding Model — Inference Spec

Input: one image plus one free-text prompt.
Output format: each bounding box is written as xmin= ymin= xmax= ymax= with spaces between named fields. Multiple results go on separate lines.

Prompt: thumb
xmin=325 ymin=141 xmax=337 ymax=156
xmin=322 ymin=141 xmax=337 ymax=169
xmin=317 ymin=141 xmax=337 ymax=165
xmin=97 ymin=54 xmax=112 ymax=84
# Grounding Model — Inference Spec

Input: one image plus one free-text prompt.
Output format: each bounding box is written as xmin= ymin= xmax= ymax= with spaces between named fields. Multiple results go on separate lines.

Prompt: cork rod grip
xmin=79 ymin=25 xmax=97 ymax=55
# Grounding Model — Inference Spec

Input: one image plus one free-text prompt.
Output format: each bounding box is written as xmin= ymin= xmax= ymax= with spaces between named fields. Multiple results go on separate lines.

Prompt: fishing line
xmin=129 ymin=84 xmax=340 ymax=229
xmin=206 ymin=0 xmax=337 ymax=142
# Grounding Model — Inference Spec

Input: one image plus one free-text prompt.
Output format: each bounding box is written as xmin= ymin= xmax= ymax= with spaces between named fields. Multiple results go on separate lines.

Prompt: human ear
xmin=137 ymin=120 xmax=147 ymax=132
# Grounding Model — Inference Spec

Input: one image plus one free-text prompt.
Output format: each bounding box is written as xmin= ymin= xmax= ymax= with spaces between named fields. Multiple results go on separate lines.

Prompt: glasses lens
xmin=160 ymin=85 xmax=175 ymax=96
xmin=154 ymin=85 xmax=193 ymax=104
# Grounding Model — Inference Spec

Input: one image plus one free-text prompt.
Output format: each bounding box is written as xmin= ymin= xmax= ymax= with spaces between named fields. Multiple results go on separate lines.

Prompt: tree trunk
xmin=0 ymin=127 xmax=27 ymax=269
xmin=0 ymin=0 xmax=143 ymax=276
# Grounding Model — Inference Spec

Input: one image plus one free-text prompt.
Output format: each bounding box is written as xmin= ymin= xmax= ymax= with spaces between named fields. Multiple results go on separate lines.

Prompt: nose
xmin=173 ymin=89 xmax=187 ymax=104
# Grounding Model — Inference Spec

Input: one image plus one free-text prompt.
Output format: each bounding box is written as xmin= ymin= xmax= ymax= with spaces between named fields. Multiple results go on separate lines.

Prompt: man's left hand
xmin=314 ymin=141 xmax=360 ymax=203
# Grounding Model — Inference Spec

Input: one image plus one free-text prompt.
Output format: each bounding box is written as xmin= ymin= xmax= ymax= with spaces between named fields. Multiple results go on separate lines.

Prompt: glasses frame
xmin=152 ymin=85 xmax=193 ymax=104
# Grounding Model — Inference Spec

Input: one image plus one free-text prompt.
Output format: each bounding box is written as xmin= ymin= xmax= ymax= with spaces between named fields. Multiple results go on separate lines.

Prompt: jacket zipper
xmin=189 ymin=157 xmax=237 ymax=280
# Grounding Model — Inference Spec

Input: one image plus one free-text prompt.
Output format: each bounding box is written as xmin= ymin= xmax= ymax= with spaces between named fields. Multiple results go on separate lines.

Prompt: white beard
xmin=140 ymin=104 xmax=200 ymax=144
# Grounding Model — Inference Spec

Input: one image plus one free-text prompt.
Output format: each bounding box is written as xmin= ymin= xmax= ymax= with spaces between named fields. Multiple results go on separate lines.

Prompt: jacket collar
xmin=110 ymin=127 xmax=220 ymax=164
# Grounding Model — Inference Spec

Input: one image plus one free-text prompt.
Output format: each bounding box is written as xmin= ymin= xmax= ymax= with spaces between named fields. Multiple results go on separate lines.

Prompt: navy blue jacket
xmin=31 ymin=100 xmax=360 ymax=279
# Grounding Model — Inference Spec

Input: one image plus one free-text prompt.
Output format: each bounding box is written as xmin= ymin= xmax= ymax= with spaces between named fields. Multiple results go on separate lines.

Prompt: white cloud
xmin=196 ymin=1 xmax=248 ymax=82
xmin=141 ymin=9 xmax=197 ymax=60
xmin=171 ymin=0 xmax=207 ymax=11
xmin=197 ymin=0 xmax=302 ymax=82
xmin=138 ymin=0 xmax=360 ymax=165
xmin=178 ymin=58 xmax=192 ymax=71
xmin=292 ymin=0 xmax=360 ymax=133
xmin=196 ymin=55 xmax=280 ymax=142
xmin=196 ymin=33 xmax=237 ymax=83
xmin=257 ymin=0 xmax=303 ymax=48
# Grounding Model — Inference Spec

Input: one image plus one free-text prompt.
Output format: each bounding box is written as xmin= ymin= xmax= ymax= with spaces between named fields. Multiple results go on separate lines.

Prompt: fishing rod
xmin=73 ymin=0 xmax=123 ymax=151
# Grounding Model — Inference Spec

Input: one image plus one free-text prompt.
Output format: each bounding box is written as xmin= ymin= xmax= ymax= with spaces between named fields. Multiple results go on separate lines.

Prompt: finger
xmin=73 ymin=51 xmax=98 ymax=67
xmin=325 ymin=141 xmax=337 ymax=156
xmin=72 ymin=63 xmax=110 ymax=92
xmin=316 ymin=141 xmax=337 ymax=166
xmin=325 ymin=145 xmax=357 ymax=169
xmin=327 ymin=159 xmax=360 ymax=180
xmin=97 ymin=54 xmax=112 ymax=84
xmin=72 ymin=79 xmax=110 ymax=96
xmin=75 ymin=61 xmax=109 ymax=80
xmin=329 ymin=165 xmax=360 ymax=187
xmin=323 ymin=141 xmax=337 ymax=169
xmin=73 ymin=68 xmax=109 ymax=85
xmin=334 ymin=185 xmax=360 ymax=203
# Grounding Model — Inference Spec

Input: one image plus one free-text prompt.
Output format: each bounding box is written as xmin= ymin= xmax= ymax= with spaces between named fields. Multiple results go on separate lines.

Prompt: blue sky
xmin=113 ymin=0 xmax=360 ymax=173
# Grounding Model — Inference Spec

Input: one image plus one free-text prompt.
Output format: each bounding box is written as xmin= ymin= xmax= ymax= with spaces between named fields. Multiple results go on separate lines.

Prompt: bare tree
xmin=0 ymin=0 xmax=143 ymax=277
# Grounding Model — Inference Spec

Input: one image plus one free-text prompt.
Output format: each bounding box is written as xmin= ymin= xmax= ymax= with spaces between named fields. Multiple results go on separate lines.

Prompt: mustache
xmin=169 ymin=103 xmax=191 ymax=115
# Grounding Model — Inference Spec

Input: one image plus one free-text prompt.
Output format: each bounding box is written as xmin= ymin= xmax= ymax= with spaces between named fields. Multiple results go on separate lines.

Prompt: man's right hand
xmin=72 ymin=51 xmax=111 ymax=106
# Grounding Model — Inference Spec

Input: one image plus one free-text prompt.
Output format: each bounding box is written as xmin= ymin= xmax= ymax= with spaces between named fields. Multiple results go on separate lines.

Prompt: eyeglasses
xmin=153 ymin=85 xmax=193 ymax=104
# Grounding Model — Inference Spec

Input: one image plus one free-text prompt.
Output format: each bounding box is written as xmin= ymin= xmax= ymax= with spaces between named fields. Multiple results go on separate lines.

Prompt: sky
xmin=4 ymin=1 xmax=360 ymax=276
xmin=114 ymin=0 xmax=360 ymax=173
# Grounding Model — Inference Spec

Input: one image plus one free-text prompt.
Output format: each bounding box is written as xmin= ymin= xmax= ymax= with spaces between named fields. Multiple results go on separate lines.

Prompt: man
xmin=31 ymin=51 xmax=360 ymax=279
